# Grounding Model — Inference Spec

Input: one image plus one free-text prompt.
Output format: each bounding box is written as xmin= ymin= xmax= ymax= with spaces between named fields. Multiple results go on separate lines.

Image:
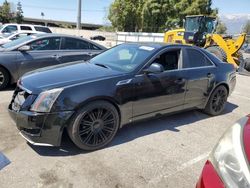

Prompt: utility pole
xmin=77 ymin=0 xmax=81 ymax=30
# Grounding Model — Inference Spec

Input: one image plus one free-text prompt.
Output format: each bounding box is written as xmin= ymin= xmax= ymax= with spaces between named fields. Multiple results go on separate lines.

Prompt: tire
xmin=205 ymin=46 xmax=227 ymax=62
xmin=204 ymin=85 xmax=228 ymax=116
xmin=0 ymin=67 xmax=10 ymax=90
xmin=244 ymin=58 xmax=250 ymax=71
xmin=235 ymin=51 xmax=244 ymax=67
xmin=67 ymin=101 xmax=120 ymax=151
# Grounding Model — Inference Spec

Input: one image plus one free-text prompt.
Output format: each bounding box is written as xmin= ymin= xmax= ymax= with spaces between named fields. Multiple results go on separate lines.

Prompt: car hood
xmin=20 ymin=61 xmax=124 ymax=94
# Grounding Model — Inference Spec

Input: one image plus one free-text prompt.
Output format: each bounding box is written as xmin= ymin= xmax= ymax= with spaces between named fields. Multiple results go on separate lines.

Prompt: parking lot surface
xmin=0 ymin=74 xmax=250 ymax=188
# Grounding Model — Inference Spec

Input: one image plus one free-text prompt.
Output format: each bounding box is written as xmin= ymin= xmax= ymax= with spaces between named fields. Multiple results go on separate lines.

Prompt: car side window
xmin=153 ymin=49 xmax=181 ymax=71
xmin=183 ymin=49 xmax=213 ymax=68
xmin=34 ymin=26 xmax=52 ymax=33
xmin=62 ymin=38 xmax=90 ymax=50
xmin=3 ymin=25 xmax=17 ymax=33
xmin=20 ymin=26 xmax=32 ymax=31
xmin=89 ymin=43 xmax=102 ymax=50
xmin=28 ymin=37 xmax=61 ymax=51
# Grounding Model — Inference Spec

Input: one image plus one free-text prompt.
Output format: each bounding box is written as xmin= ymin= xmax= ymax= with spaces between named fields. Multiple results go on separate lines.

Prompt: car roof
xmin=29 ymin=33 xmax=107 ymax=49
xmin=12 ymin=31 xmax=42 ymax=35
xmin=3 ymin=23 xmax=49 ymax=28
xmin=32 ymin=33 xmax=100 ymax=42
xmin=121 ymin=42 xmax=197 ymax=50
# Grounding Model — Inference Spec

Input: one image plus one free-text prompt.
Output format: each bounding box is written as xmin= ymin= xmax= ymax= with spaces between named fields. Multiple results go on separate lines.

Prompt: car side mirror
xmin=143 ymin=63 xmax=164 ymax=74
xmin=18 ymin=45 xmax=31 ymax=51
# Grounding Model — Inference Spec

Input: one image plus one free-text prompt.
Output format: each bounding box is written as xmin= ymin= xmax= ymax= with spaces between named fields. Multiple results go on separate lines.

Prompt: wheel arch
xmin=65 ymin=96 xmax=122 ymax=129
xmin=204 ymin=82 xmax=230 ymax=108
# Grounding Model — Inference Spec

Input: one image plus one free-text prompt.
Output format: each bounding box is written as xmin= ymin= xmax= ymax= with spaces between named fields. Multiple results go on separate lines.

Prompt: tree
xmin=108 ymin=0 xmax=218 ymax=32
xmin=0 ymin=0 xmax=11 ymax=24
xmin=142 ymin=0 xmax=173 ymax=32
xmin=216 ymin=19 xmax=227 ymax=34
xmin=15 ymin=1 xmax=23 ymax=23
xmin=108 ymin=0 xmax=143 ymax=32
xmin=243 ymin=20 xmax=250 ymax=35
xmin=172 ymin=0 xmax=218 ymax=28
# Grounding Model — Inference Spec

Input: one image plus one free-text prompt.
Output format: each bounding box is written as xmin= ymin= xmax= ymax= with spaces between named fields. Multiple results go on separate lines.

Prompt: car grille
xmin=9 ymin=86 xmax=36 ymax=112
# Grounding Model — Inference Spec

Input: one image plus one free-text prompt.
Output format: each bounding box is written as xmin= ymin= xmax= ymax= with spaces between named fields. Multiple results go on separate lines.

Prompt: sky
xmin=0 ymin=0 xmax=249 ymax=25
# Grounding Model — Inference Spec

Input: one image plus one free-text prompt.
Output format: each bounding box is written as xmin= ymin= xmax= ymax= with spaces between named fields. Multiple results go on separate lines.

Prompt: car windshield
xmin=1 ymin=35 xmax=35 ymax=49
xmin=185 ymin=17 xmax=200 ymax=32
xmin=89 ymin=44 xmax=156 ymax=72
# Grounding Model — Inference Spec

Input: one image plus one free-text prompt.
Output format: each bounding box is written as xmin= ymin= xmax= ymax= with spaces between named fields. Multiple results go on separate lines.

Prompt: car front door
xmin=17 ymin=37 xmax=62 ymax=77
xmin=181 ymin=47 xmax=217 ymax=109
xmin=58 ymin=37 xmax=100 ymax=63
xmin=132 ymin=48 xmax=187 ymax=120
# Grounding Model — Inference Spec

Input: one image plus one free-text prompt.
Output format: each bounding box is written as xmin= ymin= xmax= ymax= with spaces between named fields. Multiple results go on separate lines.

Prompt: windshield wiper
xmin=94 ymin=63 xmax=110 ymax=69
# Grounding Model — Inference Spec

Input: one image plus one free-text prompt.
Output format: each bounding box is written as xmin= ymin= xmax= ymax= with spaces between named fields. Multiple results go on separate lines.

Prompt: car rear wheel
xmin=67 ymin=101 xmax=120 ymax=151
xmin=204 ymin=85 xmax=228 ymax=116
xmin=0 ymin=67 xmax=10 ymax=90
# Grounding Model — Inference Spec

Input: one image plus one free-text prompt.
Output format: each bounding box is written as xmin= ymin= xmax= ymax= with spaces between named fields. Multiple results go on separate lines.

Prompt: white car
xmin=0 ymin=31 xmax=42 ymax=45
xmin=0 ymin=24 xmax=52 ymax=34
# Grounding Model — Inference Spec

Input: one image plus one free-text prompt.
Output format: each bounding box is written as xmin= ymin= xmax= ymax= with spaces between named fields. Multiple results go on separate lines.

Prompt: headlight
xmin=30 ymin=88 xmax=63 ymax=113
xmin=210 ymin=117 xmax=250 ymax=188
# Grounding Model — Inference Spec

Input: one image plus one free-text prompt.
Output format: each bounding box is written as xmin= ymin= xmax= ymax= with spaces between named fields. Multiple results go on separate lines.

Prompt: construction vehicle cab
xmin=164 ymin=15 xmax=247 ymax=69
xmin=184 ymin=15 xmax=216 ymax=46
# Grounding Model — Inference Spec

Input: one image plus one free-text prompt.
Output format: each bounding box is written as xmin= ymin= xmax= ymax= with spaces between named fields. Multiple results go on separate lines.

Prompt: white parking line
xmin=149 ymin=152 xmax=210 ymax=185
xmin=176 ymin=152 xmax=210 ymax=172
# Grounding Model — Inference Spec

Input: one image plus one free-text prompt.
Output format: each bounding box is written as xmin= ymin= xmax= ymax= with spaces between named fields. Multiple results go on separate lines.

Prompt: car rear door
xmin=132 ymin=47 xmax=187 ymax=120
xmin=17 ymin=37 xmax=62 ymax=77
xmin=58 ymin=37 xmax=102 ymax=63
xmin=181 ymin=47 xmax=217 ymax=109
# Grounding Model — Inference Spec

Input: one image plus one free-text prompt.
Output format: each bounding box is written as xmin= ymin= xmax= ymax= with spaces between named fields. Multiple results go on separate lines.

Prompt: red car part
xmin=243 ymin=116 xmax=250 ymax=163
xmin=196 ymin=160 xmax=225 ymax=188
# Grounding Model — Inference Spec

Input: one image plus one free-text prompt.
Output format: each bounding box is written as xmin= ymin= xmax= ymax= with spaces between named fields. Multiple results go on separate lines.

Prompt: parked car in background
xmin=196 ymin=115 xmax=250 ymax=188
xmin=0 ymin=31 xmax=41 ymax=45
xmin=0 ymin=24 xmax=52 ymax=34
xmin=245 ymin=46 xmax=250 ymax=54
xmin=0 ymin=33 xmax=106 ymax=90
xmin=90 ymin=35 xmax=106 ymax=41
xmin=8 ymin=43 xmax=236 ymax=151
xmin=241 ymin=43 xmax=248 ymax=51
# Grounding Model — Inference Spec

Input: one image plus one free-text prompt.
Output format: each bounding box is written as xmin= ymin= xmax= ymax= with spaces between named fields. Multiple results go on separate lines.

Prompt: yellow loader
xmin=164 ymin=15 xmax=247 ymax=70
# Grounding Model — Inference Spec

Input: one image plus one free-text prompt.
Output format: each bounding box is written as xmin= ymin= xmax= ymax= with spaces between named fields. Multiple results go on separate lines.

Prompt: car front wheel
xmin=204 ymin=85 xmax=228 ymax=116
xmin=0 ymin=67 xmax=10 ymax=90
xmin=67 ymin=101 xmax=120 ymax=151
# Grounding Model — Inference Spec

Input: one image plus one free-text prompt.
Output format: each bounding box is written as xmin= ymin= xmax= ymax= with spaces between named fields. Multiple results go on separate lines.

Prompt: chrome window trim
xmin=136 ymin=46 xmax=217 ymax=76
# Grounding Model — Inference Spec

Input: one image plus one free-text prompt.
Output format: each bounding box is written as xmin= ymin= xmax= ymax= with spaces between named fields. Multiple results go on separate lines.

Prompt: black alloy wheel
xmin=68 ymin=101 xmax=119 ymax=151
xmin=204 ymin=85 xmax=228 ymax=116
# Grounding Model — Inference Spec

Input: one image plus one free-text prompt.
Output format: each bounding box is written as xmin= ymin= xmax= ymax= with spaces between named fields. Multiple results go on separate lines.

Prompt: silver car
xmin=0 ymin=33 xmax=106 ymax=90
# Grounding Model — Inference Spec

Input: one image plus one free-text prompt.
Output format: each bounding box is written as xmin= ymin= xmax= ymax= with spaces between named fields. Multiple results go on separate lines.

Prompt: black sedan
xmin=0 ymin=33 xmax=106 ymax=90
xmin=8 ymin=43 xmax=236 ymax=150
